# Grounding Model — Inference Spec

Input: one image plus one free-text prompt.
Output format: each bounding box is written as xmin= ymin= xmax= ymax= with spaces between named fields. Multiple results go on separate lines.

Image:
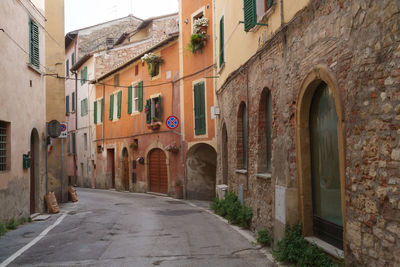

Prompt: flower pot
xmin=174 ymin=185 xmax=183 ymax=199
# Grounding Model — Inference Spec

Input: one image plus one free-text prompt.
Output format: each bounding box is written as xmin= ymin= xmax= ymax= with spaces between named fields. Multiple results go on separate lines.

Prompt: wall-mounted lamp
xmin=184 ymin=19 xmax=188 ymax=24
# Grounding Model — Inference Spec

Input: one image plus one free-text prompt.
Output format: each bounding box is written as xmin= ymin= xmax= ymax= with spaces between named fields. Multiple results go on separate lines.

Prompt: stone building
xmin=214 ymin=0 xmax=400 ymax=265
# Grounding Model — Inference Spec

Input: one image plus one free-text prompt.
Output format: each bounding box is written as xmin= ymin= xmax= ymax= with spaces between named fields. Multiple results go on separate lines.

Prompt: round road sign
xmin=166 ymin=116 xmax=179 ymax=129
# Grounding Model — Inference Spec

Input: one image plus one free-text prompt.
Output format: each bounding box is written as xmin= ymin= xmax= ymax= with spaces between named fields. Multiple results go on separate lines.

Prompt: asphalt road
xmin=0 ymin=188 xmax=274 ymax=267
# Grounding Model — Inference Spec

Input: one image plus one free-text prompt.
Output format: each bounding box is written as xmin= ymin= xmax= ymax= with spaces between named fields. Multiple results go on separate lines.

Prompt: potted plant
xmin=193 ymin=17 xmax=209 ymax=34
xmin=187 ymin=33 xmax=207 ymax=54
xmin=165 ymin=143 xmax=179 ymax=153
xmin=174 ymin=179 xmax=183 ymax=199
xmin=130 ymin=142 xmax=138 ymax=149
xmin=141 ymin=53 xmax=163 ymax=77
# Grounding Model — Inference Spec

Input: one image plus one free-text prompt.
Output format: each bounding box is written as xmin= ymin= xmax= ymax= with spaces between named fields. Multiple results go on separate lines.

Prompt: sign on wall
xmin=166 ymin=116 xmax=179 ymax=130
xmin=59 ymin=122 xmax=68 ymax=138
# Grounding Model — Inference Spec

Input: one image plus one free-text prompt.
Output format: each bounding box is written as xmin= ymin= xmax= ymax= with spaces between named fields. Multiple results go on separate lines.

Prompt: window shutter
xmin=138 ymin=81 xmax=143 ymax=111
xmin=117 ymin=91 xmax=122 ymax=118
xmin=128 ymin=86 xmax=132 ymax=114
xmin=72 ymin=92 xmax=75 ymax=111
xmin=219 ymin=16 xmax=224 ymax=67
xmin=71 ymin=52 xmax=75 ymax=66
xmin=29 ymin=19 xmax=39 ymax=68
xmin=267 ymin=0 xmax=273 ymax=9
xmin=81 ymin=100 xmax=83 ymax=116
xmin=146 ymin=99 xmax=151 ymax=123
xmin=94 ymin=101 xmax=97 ymax=124
xmin=101 ymin=99 xmax=104 ymax=122
xmin=66 ymin=60 xmax=69 ymax=77
xmin=66 ymin=95 xmax=70 ymax=113
xmin=243 ymin=0 xmax=257 ymax=32
xmin=80 ymin=70 xmax=83 ymax=85
xmin=157 ymin=95 xmax=162 ymax=121
xmin=194 ymin=82 xmax=206 ymax=135
xmin=109 ymin=94 xmax=114 ymax=120
xmin=84 ymin=66 xmax=87 ymax=83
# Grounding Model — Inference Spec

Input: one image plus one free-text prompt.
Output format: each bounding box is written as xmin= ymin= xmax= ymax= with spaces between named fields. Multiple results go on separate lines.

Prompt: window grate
xmin=0 ymin=125 xmax=6 ymax=171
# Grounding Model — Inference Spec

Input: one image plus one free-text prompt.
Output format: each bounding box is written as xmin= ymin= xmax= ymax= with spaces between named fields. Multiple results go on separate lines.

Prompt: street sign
xmin=166 ymin=116 xmax=179 ymax=129
xmin=59 ymin=122 xmax=68 ymax=138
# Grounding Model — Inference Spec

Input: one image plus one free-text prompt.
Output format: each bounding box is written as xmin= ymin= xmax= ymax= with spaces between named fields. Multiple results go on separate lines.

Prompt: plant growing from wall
xmin=141 ymin=53 xmax=163 ymax=77
xmin=187 ymin=33 xmax=207 ymax=54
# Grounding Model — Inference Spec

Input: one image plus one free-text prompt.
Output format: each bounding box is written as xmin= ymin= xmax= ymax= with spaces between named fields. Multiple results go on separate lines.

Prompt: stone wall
xmin=216 ymin=0 xmax=400 ymax=265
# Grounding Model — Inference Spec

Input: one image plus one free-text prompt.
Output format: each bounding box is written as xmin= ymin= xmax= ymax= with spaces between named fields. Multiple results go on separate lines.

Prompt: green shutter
xmin=243 ymin=0 xmax=257 ymax=32
xmin=94 ymin=101 xmax=97 ymax=124
xmin=71 ymin=52 xmax=75 ymax=66
xmin=157 ymin=95 xmax=162 ymax=121
xmin=109 ymin=94 xmax=114 ymax=120
xmin=128 ymin=86 xmax=132 ymax=114
xmin=146 ymin=99 xmax=151 ymax=123
xmin=138 ymin=81 xmax=143 ymax=111
xmin=267 ymin=0 xmax=273 ymax=9
xmin=194 ymin=82 xmax=206 ymax=135
xmin=117 ymin=91 xmax=122 ymax=118
xmin=219 ymin=16 xmax=224 ymax=67
xmin=29 ymin=19 xmax=39 ymax=68
xmin=66 ymin=60 xmax=69 ymax=77
xmin=101 ymin=99 xmax=104 ymax=122
xmin=80 ymin=70 xmax=83 ymax=85
xmin=66 ymin=95 xmax=69 ymax=113
xmin=81 ymin=100 xmax=83 ymax=116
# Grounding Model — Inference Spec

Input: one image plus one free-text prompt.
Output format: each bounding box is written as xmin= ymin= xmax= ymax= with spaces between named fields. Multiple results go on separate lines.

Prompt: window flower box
xmin=165 ymin=143 xmax=179 ymax=153
xmin=141 ymin=53 xmax=163 ymax=77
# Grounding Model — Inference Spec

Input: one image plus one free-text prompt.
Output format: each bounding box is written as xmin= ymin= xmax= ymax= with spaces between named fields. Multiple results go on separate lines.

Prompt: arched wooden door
xmin=148 ymin=149 xmax=168 ymax=194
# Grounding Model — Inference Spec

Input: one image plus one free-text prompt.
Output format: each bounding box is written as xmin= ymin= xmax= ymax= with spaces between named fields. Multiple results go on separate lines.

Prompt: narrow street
xmin=0 ymin=189 xmax=273 ymax=266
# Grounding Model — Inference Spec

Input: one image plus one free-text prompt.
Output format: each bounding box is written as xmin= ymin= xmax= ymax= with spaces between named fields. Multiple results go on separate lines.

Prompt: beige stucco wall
xmin=45 ymin=0 xmax=67 ymax=202
xmin=0 ymin=0 xmax=47 ymax=221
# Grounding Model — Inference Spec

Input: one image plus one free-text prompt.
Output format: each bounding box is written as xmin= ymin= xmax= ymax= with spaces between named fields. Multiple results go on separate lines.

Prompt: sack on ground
xmin=68 ymin=186 xmax=78 ymax=202
xmin=45 ymin=191 xmax=60 ymax=214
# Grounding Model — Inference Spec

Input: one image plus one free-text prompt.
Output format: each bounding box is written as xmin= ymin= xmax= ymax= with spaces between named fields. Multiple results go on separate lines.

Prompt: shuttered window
xmin=194 ymin=82 xmax=206 ymax=135
xmin=128 ymin=86 xmax=132 ymax=114
xmin=117 ymin=91 xmax=122 ymax=118
xmin=138 ymin=81 xmax=143 ymax=111
xmin=66 ymin=95 xmax=70 ymax=113
xmin=81 ymin=66 xmax=87 ymax=85
xmin=71 ymin=52 xmax=75 ymax=66
xmin=219 ymin=16 xmax=224 ymax=67
xmin=109 ymin=94 xmax=114 ymax=120
xmin=66 ymin=59 xmax=69 ymax=77
xmin=146 ymin=99 xmax=151 ymax=123
xmin=80 ymin=69 xmax=84 ymax=85
xmin=29 ymin=19 xmax=39 ymax=69
xmin=101 ymin=99 xmax=104 ymax=122
xmin=243 ymin=0 xmax=257 ymax=31
xmin=72 ymin=132 xmax=76 ymax=154
xmin=157 ymin=95 xmax=162 ymax=121
xmin=94 ymin=101 xmax=97 ymax=124
xmin=72 ymin=92 xmax=75 ymax=111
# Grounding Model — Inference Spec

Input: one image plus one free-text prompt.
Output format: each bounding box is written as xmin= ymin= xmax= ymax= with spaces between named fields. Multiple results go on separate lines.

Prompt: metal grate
xmin=0 ymin=125 xmax=7 ymax=171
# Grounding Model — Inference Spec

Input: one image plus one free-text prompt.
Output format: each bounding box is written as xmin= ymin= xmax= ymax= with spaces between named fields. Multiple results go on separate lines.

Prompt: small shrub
xmin=237 ymin=206 xmax=253 ymax=228
xmin=273 ymin=224 xmax=338 ymax=267
xmin=6 ymin=217 xmax=18 ymax=230
xmin=28 ymin=217 xmax=33 ymax=223
xmin=19 ymin=217 xmax=27 ymax=224
xmin=0 ymin=223 xmax=7 ymax=236
xmin=257 ymin=229 xmax=272 ymax=246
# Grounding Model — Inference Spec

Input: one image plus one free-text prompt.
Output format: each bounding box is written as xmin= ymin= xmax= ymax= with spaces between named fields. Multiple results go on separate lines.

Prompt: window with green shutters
xmin=66 ymin=95 xmax=70 ymax=113
xmin=81 ymin=66 xmax=87 ymax=85
xmin=219 ymin=16 xmax=224 ymax=67
xmin=80 ymin=69 xmax=84 ymax=85
xmin=109 ymin=94 xmax=114 ymax=120
xmin=117 ymin=91 xmax=122 ymax=118
xmin=66 ymin=59 xmax=69 ymax=77
xmin=138 ymin=81 xmax=143 ymax=111
xmin=243 ymin=0 xmax=257 ymax=32
xmin=29 ymin=18 xmax=39 ymax=69
xmin=128 ymin=86 xmax=132 ymax=114
xmin=101 ymin=99 xmax=104 ymax=122
xmin=194 ymin=82 xmax=206 ymax=135
xmin=146 ymin=99 xmax=151 ymax=123
xmin=94 ymin=101 xmax=97 ymax=124
xmin=128 ymin=81 xmax=143 ymax=114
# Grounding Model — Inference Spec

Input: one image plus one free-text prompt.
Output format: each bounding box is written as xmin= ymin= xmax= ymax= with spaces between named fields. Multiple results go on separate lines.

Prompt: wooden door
xmin=149 ymin=149 xmax=168 ymax=194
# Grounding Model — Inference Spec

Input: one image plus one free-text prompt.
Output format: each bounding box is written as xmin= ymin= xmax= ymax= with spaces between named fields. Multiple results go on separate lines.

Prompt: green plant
xmin=152 ymin=117 xmax=159 ymax=122
xmin=28 ymin=217 xmax=33 ymax=223
xmin=0 ymin=223 xmax=7 ymax=236
xmin=273 ymin=224 xmax=338 ymax=267
xmin=186 ymin=33 xmax=207 ymax=54
xmin=6 ymin=217 xmax=18 ymax=230
xmin=130 ymin=142 xmax=138 ymax=149
xmin=19 ymin=217 xmax=27 ymax=225
xmin=257 ymin=229 xmax=272 ymax=246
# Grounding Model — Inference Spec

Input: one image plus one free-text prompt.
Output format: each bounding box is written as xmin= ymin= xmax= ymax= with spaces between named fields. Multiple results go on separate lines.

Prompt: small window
xmin=0 ymin=121 xmax=10 ymax=171
xmin=192 ymin=11 xmax=204 ymax=33
xmin=84 ymin=133 xmax=87 ymax=151
xmin=72 ymin=92 xmax=75 ymax=112
xmin=80 ymin=66 xmax=87 ymax=85
xmin=29 ymin=18 xmax=40 ymax=69
xmin=135 ymin=65 xmax=139 ymax=76
xmin=145 ymin=95 xmax=162 ymax=123
xmin=244 ymin=0 xmax=274 ymax=31
xmin=114 ymin=74 xmax=120 ymax=87
xmin=81 ymin=98 xmax=88 ymax=116
xmin=66 ymin=59 xmax=69 ymax=77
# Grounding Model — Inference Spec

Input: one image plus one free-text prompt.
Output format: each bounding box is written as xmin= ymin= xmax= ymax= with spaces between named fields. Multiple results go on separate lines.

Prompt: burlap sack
xmin=45 ymin=191 xmax=60 ymax=214
xmin=68 ymin=186 xmax=78 ymax=202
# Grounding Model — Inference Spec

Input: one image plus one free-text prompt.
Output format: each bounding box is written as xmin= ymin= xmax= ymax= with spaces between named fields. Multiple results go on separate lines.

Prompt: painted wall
xmin=0 ymin=0 xmax=47 ymax=221
xmin=95 ymin=40 xmax=183 ymax=194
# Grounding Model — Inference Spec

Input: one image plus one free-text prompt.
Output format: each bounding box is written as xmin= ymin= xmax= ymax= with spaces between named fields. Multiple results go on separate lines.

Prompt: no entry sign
xmin=166 ymin=116 xmax=179 ymax=129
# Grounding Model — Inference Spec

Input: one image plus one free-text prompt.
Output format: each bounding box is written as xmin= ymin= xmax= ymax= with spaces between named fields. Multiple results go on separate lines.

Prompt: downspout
xmin=102 ymin=84 xmax=105 ymax=149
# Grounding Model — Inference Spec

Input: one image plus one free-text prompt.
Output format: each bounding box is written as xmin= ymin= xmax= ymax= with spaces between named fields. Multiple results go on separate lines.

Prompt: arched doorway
xmin=122 ymin=148 xmax=129 ymax=191
xmin=221 ymin=123 xmax=228 ymax=185
xmin=30 ymin=129 xmax=39 ymax=214
xmin=186 ymin=143 xmax=217 ymax=200
xmin=296 ymin=66 xmax=346 ymax=250
xmin=148 ymin=148 xmax=168 ymax=194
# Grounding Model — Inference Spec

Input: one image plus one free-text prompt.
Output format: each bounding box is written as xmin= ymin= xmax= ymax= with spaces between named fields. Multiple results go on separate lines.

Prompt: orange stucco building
xmin=92 ymin=34 xmax=183 ymax=195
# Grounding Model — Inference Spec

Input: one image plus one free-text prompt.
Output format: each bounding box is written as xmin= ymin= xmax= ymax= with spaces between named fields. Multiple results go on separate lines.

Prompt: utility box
xmin=216 ymin=184 xmax=228 ymax=199
xmin=23 ymin=154 xmax=31 ymax=169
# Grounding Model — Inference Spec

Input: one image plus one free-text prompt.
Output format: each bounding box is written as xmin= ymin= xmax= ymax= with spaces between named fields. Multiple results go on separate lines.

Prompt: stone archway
xmin=186 ymin=143 xmax=217 ymax=200
xmin=30 ymin=128 xmax=39 ymax=214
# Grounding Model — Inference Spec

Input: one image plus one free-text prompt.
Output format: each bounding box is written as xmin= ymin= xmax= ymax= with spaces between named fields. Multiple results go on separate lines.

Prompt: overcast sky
xmin=64 ymin=0 xmax=179 ymax=33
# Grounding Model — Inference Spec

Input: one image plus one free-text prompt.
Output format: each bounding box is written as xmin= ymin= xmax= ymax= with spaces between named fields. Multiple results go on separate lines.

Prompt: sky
xmin=64 ymin=0 xmax=179 ymax=33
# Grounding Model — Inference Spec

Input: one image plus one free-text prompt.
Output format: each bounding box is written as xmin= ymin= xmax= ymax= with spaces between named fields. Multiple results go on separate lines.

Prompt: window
xmin=72 ymin=92 xmax=75 ymax=112
xmin=66 ymin=59 xmax=69 ymax=77
xmin=114 ymin=74 xmax=120 ymax=87
xmin=71 ymin=52 xmax=75 ymax=66
xmin=243 ymin=0 xmax=274 ymax=32
xmin=0 ymin=121 xmax=10 ymax=171
xmin=72 ymin=132 xmax=76 ymax=154
xmin=192 ymin=11 xmax=204 ymax=33
xmin=80 ymin=66 xmax=87 ymax=85
xmin=128 ymin=81 xmax=143 ymax=114
xmin=219 ymin=16 xmax=224 ymax=67
xmin=29 ymin=18 xmax=39 ymax=69
xmin=145 ymin=95 xmax=162 ymax=123
xmin=66 ymin=95 xmax=70 ymax=113
xmin=194 ymin=82 xmax=206 ymax=135
xmin=94 ymin=98 xmax=104 ymax=124
xmin=237 ymin=103 xmax=248 ymax=169
xmin=109 ymin=92 xmax=121 ymax=120
xmin=81 ymin=98 xmax=88 ymax=116
xmin=84 ymin=133 xmax=87 ymax=151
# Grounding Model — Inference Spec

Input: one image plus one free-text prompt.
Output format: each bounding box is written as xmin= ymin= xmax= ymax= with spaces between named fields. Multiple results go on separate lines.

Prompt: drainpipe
xmin=102 ymin=84 xmax=105 ymax=149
